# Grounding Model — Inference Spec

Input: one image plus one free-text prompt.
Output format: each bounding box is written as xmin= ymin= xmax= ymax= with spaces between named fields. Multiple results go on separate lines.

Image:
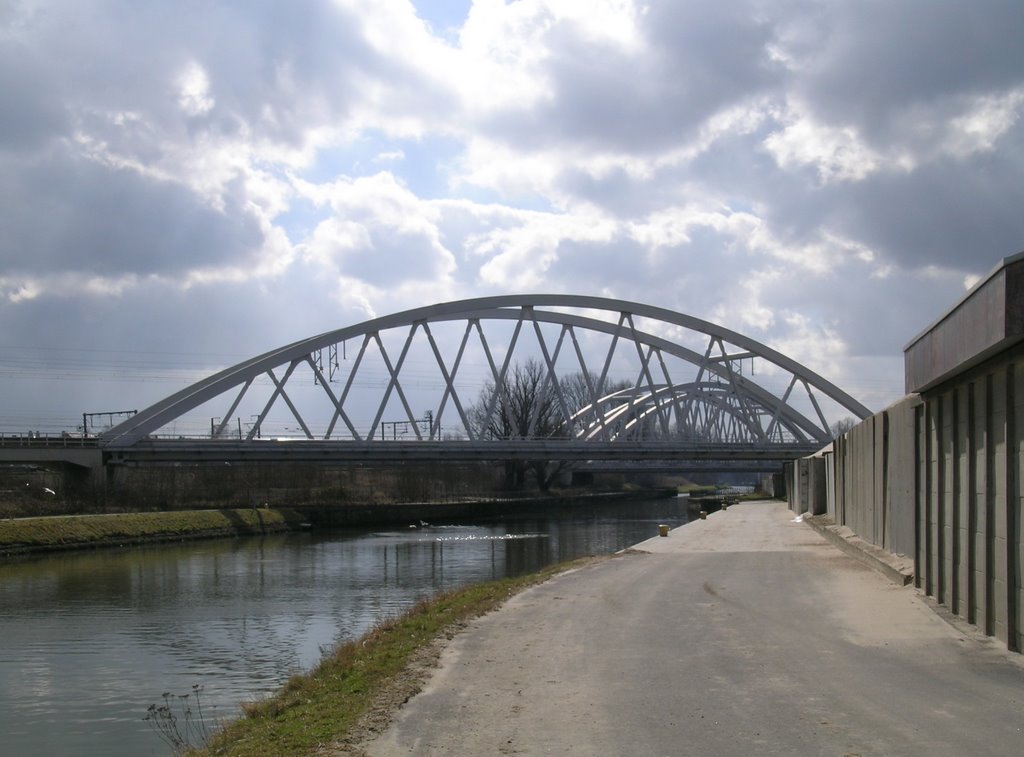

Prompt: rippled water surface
xmin=0 ymin=495 xmax=691 ymax=756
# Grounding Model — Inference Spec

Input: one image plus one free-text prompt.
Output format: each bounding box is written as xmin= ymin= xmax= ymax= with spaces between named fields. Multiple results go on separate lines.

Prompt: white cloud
xmin=763 ymin=107 xmax=894 ymax=183
xmin=708 ymin=267 xmax=780 ymax=334
xmin=456 ymin=0 xmax=558 ymax=113
xmin=943 ymin=87 xmax=1024 ymax=158
xmin=177 ymin=61 xmax=214 ymax=117
xmin=470 ymin=207 xmax=617 ymax=289
xmin=297 ymin=171 xmax=456 ymax=287
xmin=373 ymin=149 xmax=406 ymax=163
xmin=771 ymin=312 xmax=849 ymax=385
xmin=2 ymin=0 xmax=1023 ymax=428
xmin=453 ymin=96 xmax=772 ymax=206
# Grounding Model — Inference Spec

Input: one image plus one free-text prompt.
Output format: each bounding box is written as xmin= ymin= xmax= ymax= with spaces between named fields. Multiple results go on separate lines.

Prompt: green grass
xmin=0 ymin=508 xmax=305 ymax=550
xmin=195 ymin=558 xmax=596 ymax=757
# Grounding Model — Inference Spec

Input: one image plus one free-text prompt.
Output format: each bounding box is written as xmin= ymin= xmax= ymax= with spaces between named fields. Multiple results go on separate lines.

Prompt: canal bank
xmin=0 ymin=489 xmax=673 ymax=556
xmin=0 ymin=506 xmax=309 ymax=556
xmin=352 ymin=500 xmax=1024 ymax=757
xmin=0 ymin=493 xmax=692 ymax=756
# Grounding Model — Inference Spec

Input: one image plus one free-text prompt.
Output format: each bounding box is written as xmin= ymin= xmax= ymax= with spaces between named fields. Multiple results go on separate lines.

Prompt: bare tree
xmin=468 ymin=361 xmax=635 ymax=491
xmin=469 ymin=359 xmax=564 ymax=440
xmin=830 ymin=416 xmax=859 ymax=439
xmin=469 ymin=359 xmax=567 ymax=490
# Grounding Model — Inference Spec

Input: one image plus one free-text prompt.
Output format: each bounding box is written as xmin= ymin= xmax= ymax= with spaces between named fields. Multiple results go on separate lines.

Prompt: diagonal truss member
xmin=100 ymin=295 xmax=871 ymax=450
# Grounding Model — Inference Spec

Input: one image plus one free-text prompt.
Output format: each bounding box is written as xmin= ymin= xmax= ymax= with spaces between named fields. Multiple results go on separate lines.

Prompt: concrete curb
xmin=802 ymin=514 xmax=914 ymax=586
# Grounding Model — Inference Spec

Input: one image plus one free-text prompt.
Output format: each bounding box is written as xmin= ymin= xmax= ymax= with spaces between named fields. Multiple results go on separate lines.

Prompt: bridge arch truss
xmin=100 ymin=295 xmax=871 ymax=457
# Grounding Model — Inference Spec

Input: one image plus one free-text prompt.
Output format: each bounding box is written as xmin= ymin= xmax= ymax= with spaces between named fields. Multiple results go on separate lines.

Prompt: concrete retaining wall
xmin=788 ymin=456 xmax=827 ymax=516
xmin=830 ymin=397 xmax=918 ymax=559
xmin=913 ymin=343 xmax=1023 ymax=650
xmin=806 ymin=353 xmax=1023 ymax=651
xmin=757 ymin=472 xmax=786 ymax=499
xmin=790 ymin=253 xmax=1024 ymax=652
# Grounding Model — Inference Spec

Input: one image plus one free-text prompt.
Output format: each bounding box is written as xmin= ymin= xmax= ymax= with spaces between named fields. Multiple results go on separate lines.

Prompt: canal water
xmin=0 ymin=495 xmax=691 ymax=756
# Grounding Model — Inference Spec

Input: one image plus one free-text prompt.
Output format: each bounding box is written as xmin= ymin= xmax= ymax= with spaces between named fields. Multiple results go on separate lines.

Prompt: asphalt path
xmin=362 ymin=500 xmax=1024 ymax=756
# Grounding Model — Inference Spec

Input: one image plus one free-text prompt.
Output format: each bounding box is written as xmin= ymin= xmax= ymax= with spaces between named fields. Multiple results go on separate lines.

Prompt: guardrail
xmin=0 ymin=433 xmax=99 ymax=448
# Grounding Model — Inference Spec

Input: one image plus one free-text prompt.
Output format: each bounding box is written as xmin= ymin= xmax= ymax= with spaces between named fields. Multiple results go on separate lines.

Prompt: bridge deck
xmin=0 ymin=435 xmax=102 ymax=470
xmin=100 ymin=438 xmax=819 ymax=465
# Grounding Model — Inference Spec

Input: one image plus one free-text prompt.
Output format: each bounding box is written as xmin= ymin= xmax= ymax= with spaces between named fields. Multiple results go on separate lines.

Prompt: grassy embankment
xmin=0 ymin=508 xmax=308 ymax=554
xmin=194 ymin=557 xmax=595 ymax=757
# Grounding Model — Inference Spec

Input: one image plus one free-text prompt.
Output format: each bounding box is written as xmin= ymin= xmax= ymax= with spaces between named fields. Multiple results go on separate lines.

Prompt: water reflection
xmin=0 ymin=496 xmax=689 ymax=756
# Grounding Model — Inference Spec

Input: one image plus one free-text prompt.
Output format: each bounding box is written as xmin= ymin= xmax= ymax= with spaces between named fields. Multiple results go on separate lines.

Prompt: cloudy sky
xmin=2 ymin=0 xmax=1023 ymax=434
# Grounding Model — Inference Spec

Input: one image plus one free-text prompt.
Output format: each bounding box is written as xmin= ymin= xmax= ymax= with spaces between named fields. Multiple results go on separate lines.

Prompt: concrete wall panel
xmin=804 ymin=342 xmax=1023 ymax=652
xmin=886 ymin=398 xmax=918 ymax=557
xmin=874 ymin=414 xmax=886 ymax=546
xmin=975 ymin=376 xmax=989 ymax=629
xmin=928 ymin=402 xmax=940 ymax=598
xmin=993 ymin=369 xmax=1009 ymax=644
xmin=810 ymin=457 xmax=827 ymax=515
xmin=955 ymin=387 xmax=969 ymax=616
xmin=1013 ymin=365 xmax=1024 ymax=650
xmin=940 ymin=392 xmax=953 ymax=605
xmin=916 ymin=402 xmax=929 ymax=593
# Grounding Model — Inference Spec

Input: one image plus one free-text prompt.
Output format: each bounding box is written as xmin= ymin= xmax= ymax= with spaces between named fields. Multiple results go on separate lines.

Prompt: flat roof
xmin=904 ymin=251 xmax=1024 ymax=394
xmin=905 ymin=250 xmax=1024 ymax=351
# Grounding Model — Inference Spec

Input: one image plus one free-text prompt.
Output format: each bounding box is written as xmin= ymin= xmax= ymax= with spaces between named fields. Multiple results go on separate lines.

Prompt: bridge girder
xmin=99 ymin=295 xmax=871 ymax=456
xmin=103 ymin=438 xmax=819 ymax=465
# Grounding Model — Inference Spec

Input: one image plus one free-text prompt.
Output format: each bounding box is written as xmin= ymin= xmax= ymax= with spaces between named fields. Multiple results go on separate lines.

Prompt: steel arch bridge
xmin=99 ymin=295 xmax=870 ymax=466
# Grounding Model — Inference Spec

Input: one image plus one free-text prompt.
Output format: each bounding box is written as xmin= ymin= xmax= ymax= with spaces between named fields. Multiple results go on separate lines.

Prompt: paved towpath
xmin=362 ymin=500 xmax=1024 ymax=756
